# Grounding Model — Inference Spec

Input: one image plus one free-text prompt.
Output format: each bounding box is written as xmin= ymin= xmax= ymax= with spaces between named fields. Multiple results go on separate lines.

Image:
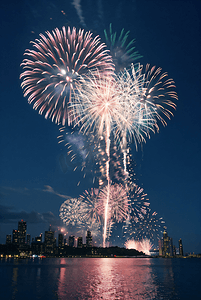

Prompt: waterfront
xmin=0 ymin=257 xmax=200 ymax=300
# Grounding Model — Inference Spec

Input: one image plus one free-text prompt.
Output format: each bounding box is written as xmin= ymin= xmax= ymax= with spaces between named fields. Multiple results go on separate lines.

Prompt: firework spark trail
xmin=20 ymin=26 xmax=114 ymax=126
xmin=98 ymin=184 xmax=129 ymax=223
xmin=103 ymin=119 xmax=111 ymax=247
xmin=73 ymin=72 xmax=126 ymax=247
xmin=71 ymin=68 xmax=154 ymax=246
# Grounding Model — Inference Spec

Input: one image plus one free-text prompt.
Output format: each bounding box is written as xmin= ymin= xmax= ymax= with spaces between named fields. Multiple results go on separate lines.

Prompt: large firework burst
xmin=20 ymin=26 xmax=114 ymax=125
xmin=73 ymin=71 xmax=125 ymax=137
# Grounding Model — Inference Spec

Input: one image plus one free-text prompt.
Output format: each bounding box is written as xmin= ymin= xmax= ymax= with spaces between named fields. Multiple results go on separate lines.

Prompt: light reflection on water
xmin=1 ymin=257 xmax=201 ymax=299
xmin=57 ymin=258 xmax=158 ymax=299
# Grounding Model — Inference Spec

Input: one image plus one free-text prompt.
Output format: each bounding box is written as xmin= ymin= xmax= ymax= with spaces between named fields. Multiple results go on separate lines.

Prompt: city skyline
xmin=1 ymin=219 xmax=195 ymax=259
xmin=0 ymin=0 xmax=200 ymax=254
xmin=1 ymin=219 xmax=193 ymax=257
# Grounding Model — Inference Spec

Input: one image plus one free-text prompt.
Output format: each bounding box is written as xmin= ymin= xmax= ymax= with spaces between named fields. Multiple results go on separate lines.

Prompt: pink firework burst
xmin=125 ymin=238 xmax=153 ymax=255
xmin=98 ymin=183 xmax=130 ymax=223
xmin=78 ymin=188 xmax=103 ymax=225
xmin=20 ymin=26 xmax=114 ymax=125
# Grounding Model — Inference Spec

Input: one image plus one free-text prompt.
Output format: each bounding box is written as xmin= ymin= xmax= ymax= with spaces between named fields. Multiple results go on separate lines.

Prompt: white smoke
xmin=72 ymin=0 xmax=86 ymax=27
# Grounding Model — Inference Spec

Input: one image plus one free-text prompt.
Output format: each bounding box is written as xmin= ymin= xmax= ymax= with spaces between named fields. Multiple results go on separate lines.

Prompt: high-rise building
xmin=26 ymin=234 xmax=31 ymax=246
xmin=158 ymin=239 xmax=163 ymax=256
xmin=12 ymin=230 xmax=19 ymax=245
xmin=6 ymin=235 xmax=12 ymax=245
xmin=179 ymin=238 xmax=183 ymax=256
xmin=169 ymin=238 xmax=173 ymax=256
xmin=44 ymin=227 xmax=55 ymax=255
xmin=58 ymin=234 xmax=64 ymax=248
xmin=69 ymin=236 xmax=75 ymax=247
xmin=159 ymin=231 xmax=174 ymax=256
xmin=163 ymin=230 xmax=170 ymax=256
xmin=77 ymin=237 xmax=83 ymax=248
xmin=18 ymin=220 xmax=27 ymax=247
xmin=86 ymin=231 xmax=92 ymax=247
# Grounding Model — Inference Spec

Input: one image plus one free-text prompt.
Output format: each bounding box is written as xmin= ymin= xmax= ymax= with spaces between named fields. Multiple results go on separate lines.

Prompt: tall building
xmin=6 ymin=235 xmax=12 ymax=245
xmin=169 ymin=238 xmax=173 ymax=256
xmin=69 ymin=236 xmax=75 ymax=247
xmin=163 ymin=230 xmax=170 ymax=256
xmin=158 ymin=239 xmax=163 ymax=256
xmin=173 ymin=245 xmax=176 ymax=256
xmin=58 ymin=234 xmax=64 ymax=248
xmin=26 ymin=234 xmax=31 ymax=246
xmin=12 ymin=230 xmax=19 ymax=245
xmin=159 ymin=231 xmax=174 ymax=256
xmin=179 ymin=238 xmax=183 ymax=256
xmin=86 ymin=231 xmax=92 ymax=247
xmin=77 ymin=237 xmax=83 ymax=248
xmin=18 ymin=220 xmax=27 ymax=247
xmin=44 ymin=228 xmax=55 ymax=255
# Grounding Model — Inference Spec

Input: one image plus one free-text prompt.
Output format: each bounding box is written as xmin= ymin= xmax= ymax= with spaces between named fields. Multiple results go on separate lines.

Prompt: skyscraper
xmin=44 ymin=227 xmax=54 ymax=255
xmin=18 ymin=220 xmax=27 ymax=247
xmin=77 ymin=237 xmax=83 ymax=248
xmin=163 ymin=230 xmax=170 ymax=256
xmin=158 ymin=239 xmax=163 ymax=256
xmin=69 ymin=236 xmax=75 ymax=247
xmin=86 ymin=231 xmax=92 ymax=247
xmin=159 ymin=231 xmax=174 ymax=256
xmin=12 ymin=230 xmax=19 ymax=245
xmin=6 ymin=235 xmax=12 ymax=245
xmin=58 ymin=234 xmax=64 ymax=248
xmin=179 ymin=238 xmax=183 ymax=256
xmin=26 ymin=234 xmax=31 ymax=246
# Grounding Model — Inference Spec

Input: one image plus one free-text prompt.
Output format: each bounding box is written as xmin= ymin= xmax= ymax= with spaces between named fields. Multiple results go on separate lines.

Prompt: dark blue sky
xmin=0 ymin=0 xmax=200 ymax=253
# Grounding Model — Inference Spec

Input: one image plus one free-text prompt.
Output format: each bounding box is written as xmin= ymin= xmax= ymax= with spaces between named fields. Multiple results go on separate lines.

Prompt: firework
xmin=98 ymin=184 xmax=130 ymax=224
xmin=78 ymin=188 xmax=103 ymax=225
xmin=20 ymin=26 xmax=114 ymax=125
xmin=73 ymin=71 xmax=125 ymax=137
xmin=125 ymin=208 xmax=166 ymax=244
xmin=104 ymin=23 xmax=142 ymax=72
xmin=119 ymin=63 xmax=178 ymax=140
xmin=127 ymin=184 xmax=151 ymax=224
xmin=125 ymin=238 xmax=153 ymax=255
xmin=59 ymin=197 xmax=86 ymax=227
xmin=73 ymin=71 xmax=127 ymax=247
xmin=116 ymin=62 xmax=178 ymax=172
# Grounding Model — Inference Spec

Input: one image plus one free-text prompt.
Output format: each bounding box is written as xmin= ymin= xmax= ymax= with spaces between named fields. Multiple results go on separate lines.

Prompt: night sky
xmin=0 ymin=0 xmax=200 ymax=253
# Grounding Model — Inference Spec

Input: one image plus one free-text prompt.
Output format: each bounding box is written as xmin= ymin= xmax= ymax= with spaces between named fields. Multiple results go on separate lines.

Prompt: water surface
xmin=0 ymin=257 xmax=200 ymax=299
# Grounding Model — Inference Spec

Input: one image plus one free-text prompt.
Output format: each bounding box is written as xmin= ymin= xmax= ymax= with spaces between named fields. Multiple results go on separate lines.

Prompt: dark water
xmin=0 ymin=257 xmax=200 ymax=300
